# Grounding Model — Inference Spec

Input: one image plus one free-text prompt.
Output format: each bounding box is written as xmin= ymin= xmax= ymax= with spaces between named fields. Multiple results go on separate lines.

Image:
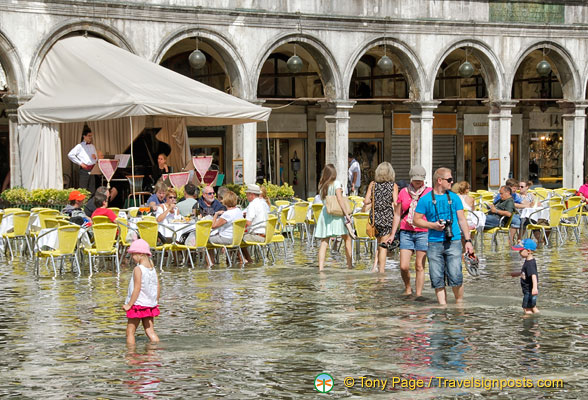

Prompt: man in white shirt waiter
xmin=348 ymin=153 xmax=361 ymax=195
xmin=242 ymin=183 xmax=269 ymax=263
xmin=68 ymin=129 xmax=98 ymax=192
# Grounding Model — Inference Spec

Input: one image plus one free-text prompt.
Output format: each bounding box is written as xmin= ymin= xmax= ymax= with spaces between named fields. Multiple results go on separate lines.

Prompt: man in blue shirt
xmin=193 ymin=185 xmax=225 ymax=217
xmin=414 ymin=167 xmax=474 ymax=305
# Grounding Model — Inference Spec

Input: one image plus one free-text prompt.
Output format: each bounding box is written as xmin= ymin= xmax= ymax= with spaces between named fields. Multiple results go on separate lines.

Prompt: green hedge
xmin=0 ymin=187 xmax=91 ymax=207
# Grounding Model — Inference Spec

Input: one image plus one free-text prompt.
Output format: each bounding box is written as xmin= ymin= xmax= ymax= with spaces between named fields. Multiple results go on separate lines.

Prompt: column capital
xmin=381 ymin=103 xmax=394 ymax=116
xmin=319 ymin=99 xmax=356 ymax=113
xmin=557 ymin=100 xmax=588 ymax=115
xmin=484 ymin=99 xmax=518 ymax=114
xmin=404 ymin=100 xmax=440 ymax=114
xmin=2 ymin=94 xmax=32 ymax=116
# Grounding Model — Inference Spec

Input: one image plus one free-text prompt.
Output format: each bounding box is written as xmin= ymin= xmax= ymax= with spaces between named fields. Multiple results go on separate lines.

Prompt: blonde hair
xmin=260 ymin=186 xmax=271 ymax=207
xmin=318 ymin=164 xmax=337 ymax=199
xmin=154 ymin=181 xmax=168 ymax=194
xmin=166 ymin=188 xmax=177 ymax=198
xmin=374 ymin=162 xmax=395 ymax=183
xmin=456 ymin=181 xmax=470 ymax=195
xmin=433 ymin=167 xmax=451 ymax=184
xmin=222 ymin=190 xmax=238 ymax=208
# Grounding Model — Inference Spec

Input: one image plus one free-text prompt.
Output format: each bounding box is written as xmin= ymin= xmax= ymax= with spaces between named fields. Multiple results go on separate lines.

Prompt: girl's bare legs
xmin=318 ymin=238 xmax=329 ymax=271
xmin=414 ymin=250 xmax=427 ymax=297
xmin=142 ymin=317 xmax=159 ymax=342
xmin=126 ymin=318 xmax=140 ymax=345
xmin=342 ymin=234 xmax=353 ymax=268
xmin=399 ymin=249 xmax=413 ymax=294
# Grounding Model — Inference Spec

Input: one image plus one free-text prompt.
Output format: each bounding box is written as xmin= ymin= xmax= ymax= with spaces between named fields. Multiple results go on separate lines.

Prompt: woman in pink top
xmin=389 ymin=166 xmax=431 ymax=297
xmin=578 ymin=175 xmax=588 ymax=202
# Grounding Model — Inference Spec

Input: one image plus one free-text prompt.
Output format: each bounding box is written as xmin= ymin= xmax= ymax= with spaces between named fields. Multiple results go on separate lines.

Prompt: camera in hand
xmin=379 ymin=239 xmax=399 ymax=251
xmin=439 ymin=219 xmax=454 ymax=240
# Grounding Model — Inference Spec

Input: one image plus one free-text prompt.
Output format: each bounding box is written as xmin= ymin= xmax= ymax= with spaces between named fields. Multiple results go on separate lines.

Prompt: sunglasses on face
xmin=204 ymin=192 xmax=214 ymax=195
xmin=441 ymin=177 xmax=454 ymax=183
xmin=519 ymin=185 xmax=526 ymax=188
xmin=168 ymin=196 xmax=177 ymax=199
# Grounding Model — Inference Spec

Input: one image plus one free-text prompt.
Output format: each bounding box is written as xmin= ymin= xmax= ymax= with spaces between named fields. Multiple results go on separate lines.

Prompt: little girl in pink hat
xmin=123 ymin=239 xmax=160 ymax=345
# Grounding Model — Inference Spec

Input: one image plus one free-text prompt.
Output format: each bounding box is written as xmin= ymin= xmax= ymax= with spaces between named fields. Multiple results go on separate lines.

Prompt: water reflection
xmin=0 ymin=237 xmax=587 ymax=398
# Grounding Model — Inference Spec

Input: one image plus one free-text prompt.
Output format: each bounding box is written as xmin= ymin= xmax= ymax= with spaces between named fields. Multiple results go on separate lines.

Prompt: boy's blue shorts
xmin=522 ymin=291 xmax=537 ymax=309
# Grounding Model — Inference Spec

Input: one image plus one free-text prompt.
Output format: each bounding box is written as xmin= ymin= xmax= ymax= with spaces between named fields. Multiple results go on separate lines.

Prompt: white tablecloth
xmin=127 ymin=219 xmax=194 ymax=242
xmin=35 ymin=227 xmax=91 ymax=251
xmin=469 ymin=210 xmax=486 ymax=229
xmin=519 ymin=207 xmax=550 ymax=223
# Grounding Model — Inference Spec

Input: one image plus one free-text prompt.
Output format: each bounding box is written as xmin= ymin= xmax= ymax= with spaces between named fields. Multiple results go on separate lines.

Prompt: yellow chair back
xmin=534 ymin=187 xmax=549 ymax=200
xmin=136 ymin=220 xmax=159 ymax=247
xmin=116 ymin=218 xmax=130 ymax=247
xmin=56 ymin=225 xmax=80 ymax=254
xmin=194 ymin=219 xmax=213 ymax=248
xmin=293 ymin=202 xmax=309 ymax=223
xmin=230 ymin=218 xmax=247 ymax=247
xmin=307 ymin=197 xmax=314 ymax=203
xmin=262 ymin=215 xmax=278 ymax=245
xmin=12 ymin=211 xmax=31 ymax=236
xmin=108 ymin=207 xmax=120 ymax=216
xmin=92 ymin=223 xmax=118 ymax=252
xmin=565 ymin=196 xmax=582 ymax=218
xmin=278 ymin=207 xmax=289 ymax=232
xmin=142 ymin=215 xmax=157 ymax=222
xmin=312 ymin=204 xmax=323 ymax=224
xmin=269 ymin=205 xmax=277 ymax=213
xmin=31 ymin=207 xmax=51 ymax=212
xmin=353 ymin=212 xmax=372 ymax=239
xmin=275 ymin=200 xmax=290 ymax=208
xmin=548 ymin=197 xmax=562 ymax=207
xmin=44 ymin=218 xmax=60 ymax=229
xmin=38 ymin=209 xmax=60 ymax=228
xmin=3 ymin=208 xmax=22 ymax=215
xmin=548 ymin=204 xmax=565 ymax=228
xmin=92 ymin=215 xmax=111 ymax=224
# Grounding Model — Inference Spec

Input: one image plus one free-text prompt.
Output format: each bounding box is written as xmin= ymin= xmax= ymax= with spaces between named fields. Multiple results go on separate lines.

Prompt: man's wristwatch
xmin=464 ymin=239 xmax=472 ymax=243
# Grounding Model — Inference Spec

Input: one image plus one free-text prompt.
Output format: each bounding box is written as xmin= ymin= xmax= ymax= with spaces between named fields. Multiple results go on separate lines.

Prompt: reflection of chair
xmin=351 ymin=212 xmax=377 ymax=263
xmin=242 ymin=215 xmax=278 ymax=265
xmin=37 ymin=225 xmax=81 ymax=278
xmin=84 ymin=223 xmax=119 ymax=276
xmin=527 ymin=204 xmax=564 ymax=246
xmin=3 ymin=211 xmax=31 ymax=260
xmin=208 ymin=218 xmax=247 ymax=268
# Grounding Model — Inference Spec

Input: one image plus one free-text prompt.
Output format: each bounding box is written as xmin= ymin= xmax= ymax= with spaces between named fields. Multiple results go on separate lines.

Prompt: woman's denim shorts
xmin=399 ymin=230 xmax=428 ymax=252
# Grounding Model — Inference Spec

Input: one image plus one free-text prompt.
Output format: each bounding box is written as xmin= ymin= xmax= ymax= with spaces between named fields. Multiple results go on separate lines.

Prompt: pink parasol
xmin=98 ymin=159 xmax=119 ymax=189
xmin=193 ymin=156 xmax=213 ymax=184
xmin=168 ymin=172 xmax=191 ymax=188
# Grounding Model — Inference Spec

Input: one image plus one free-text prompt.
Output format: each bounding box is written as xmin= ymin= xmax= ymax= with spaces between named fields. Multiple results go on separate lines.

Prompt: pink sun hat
xmin=127 ymin=239 xmax=152 ymax=256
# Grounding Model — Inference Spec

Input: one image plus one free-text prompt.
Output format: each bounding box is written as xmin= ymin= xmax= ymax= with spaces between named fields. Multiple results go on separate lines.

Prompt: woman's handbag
xmin=325 ymin=195 xmax=346 ymax=216
xmin=366 ymin=182 xmax=378 ymax=237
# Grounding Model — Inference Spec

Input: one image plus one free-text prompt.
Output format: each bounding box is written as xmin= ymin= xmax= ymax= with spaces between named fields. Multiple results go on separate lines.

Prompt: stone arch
xmin=344 ymin=36 xmax=426 ymax=101
xmin=252 ymin=33 xmax=342 ymax=100
xmin=28 ymin=19 xmax=134 ymax=91
xmin=430 ymin=38 xmax=505 ymax=100
xmin=153 ymin=27 xmax=249 ymax=99
xmin=509 ymin=40 xmax=580 ymax=100
xmin=0 ymin=29 xmax=25 ymax=94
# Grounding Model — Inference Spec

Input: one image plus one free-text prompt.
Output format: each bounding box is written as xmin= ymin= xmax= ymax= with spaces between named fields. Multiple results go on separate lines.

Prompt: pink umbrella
xmin=98 ymin=159 xmax=119 ymax=190
xmin=193 ymin=156 xmax=213 ymax=185
xmin=168 ymin=172 xmax=191 ymax=188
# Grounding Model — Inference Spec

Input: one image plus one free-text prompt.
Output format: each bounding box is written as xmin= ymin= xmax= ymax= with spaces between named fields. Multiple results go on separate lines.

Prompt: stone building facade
xmin=1 ymin=0 xmax=588 ymax=195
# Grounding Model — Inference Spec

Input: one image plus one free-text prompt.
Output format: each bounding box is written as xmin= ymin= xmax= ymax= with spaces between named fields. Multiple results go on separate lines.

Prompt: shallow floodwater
xmin=1 ymin=236 xmax=588 ymax=398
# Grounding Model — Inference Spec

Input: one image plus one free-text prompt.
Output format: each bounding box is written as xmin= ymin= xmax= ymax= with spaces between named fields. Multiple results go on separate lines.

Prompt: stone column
xmin=559 ymin=101 xmax=588 ymax=189
xmin=3 ymin=95 xmax=30 ymax=188
xmin=456 ymin=108 xmax=465 ymax=182
xmin=520 ymin=107 xmax=532 ymax=182
xmin=321 ymin=100 xmax=355 ymax=188
xmin=486 ymin=100 xmax=518 ymax=189
xmin=382 ymin=103 xmax=393 ymax=162
xmin=233 ymin=99 xmax=265 ymax=184
xmin=306 ymin=106 xmax=318 ymax=196
xmin=405 ymin=101 xmax=440 ymax=186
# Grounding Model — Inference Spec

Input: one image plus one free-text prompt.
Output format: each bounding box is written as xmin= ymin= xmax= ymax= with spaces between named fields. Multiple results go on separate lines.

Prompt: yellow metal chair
xmin=37 ymin=225 xmax=81 ymax=278
xmin=308 ymin=203 xmax=324 ymax=246
xmin=464 ymin=210 xmax=480 ymax=248
xmin=2 ymin=211 xmax=31 ymax=260
xmin=92 ymin=215 xmax=112 ymax=224
xmin=136 ymin=220 xmax=165 ymax=269
xmin=560 ymin=199 xmax=584 ymax=242
xmin=142 ymin=215 xmax=157 ymax=222
xmin=108 ymin=207 xmax=120 ymax=216
xmin=274 ymin=200 xmax=291 ymax=208
xmin=286 ymin=201 xmax=310 ymax=243
xmin=177 ymin=219 xmax=213 ymax=268
xmin=3 ymin=208 xmax=22 ymax=215
xmin=351 ymin=212 xmax=377 ymax=263
xmin=208 ymin=218 xmax=247 ymax=268
xmin=527 ymin=204 xmax=564 ymax=246
xmin=84 ymin=223 xmax=120 ymax=277
xmin=115 ymin=218 xmax=136 ymax=264
xmin=30 ymin=207 xmax=51 ymax=213
xmin=37 ymin=209 xmax=60 ymax=228
xmin=44 ymin=218 xmax=61 ymax=229
xmin=242 ymin=215 xmax=278 ymax=265
xmin=482 ymin=213 xmax=514 ymax=251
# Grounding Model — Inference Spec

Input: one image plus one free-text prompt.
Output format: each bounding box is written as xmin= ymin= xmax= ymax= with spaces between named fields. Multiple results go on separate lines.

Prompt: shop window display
xmin=529 ymin=132 xmax=562 ymax=187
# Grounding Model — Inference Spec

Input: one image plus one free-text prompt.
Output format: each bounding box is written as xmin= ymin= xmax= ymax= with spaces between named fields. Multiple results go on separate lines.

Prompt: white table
xmin=35 ymin=227 xmax=91 ymax=251
xmin=519 ymin=207 xmax=550 ymax=223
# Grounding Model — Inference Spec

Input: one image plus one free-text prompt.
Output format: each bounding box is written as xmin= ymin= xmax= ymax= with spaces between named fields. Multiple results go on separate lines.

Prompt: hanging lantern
xmin=189 ymin=49 xmax=206 ymax=69
xmin=458 ymin=61 xmax=475 ymax=78
xmin=287 ymin=54 xmax=303 ymax=73
xmin=536 ymin=60 xmax=552 ymax=77
xmin=377 ymin=55 xmax=393 ymax=73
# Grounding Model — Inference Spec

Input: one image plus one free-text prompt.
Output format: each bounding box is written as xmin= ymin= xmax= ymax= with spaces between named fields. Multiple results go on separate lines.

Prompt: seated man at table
xmin=91 ymin=192 xmax=117 ymax=223
xmin=177 ymin=183 xmax=198 ymax=217
xmin=147 ymin=181 xmax=168 ymax=213
xmin=242 ymin=184 xmax=269 ymax=263
xmin=485 ymin=185 xmax=515 ymax=231
xmin=194 ymin=185 xmax=225 ymax=218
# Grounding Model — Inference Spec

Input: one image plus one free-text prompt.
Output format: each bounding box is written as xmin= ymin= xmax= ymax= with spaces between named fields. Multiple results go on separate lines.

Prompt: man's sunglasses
xmin=441 ymin=177 xmax=454 ymax=183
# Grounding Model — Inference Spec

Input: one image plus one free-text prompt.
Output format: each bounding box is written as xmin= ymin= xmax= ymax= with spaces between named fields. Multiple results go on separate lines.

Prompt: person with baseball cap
xmin=62 ymin=190 xmax=86 ymax=217
xmin=512 ymin=239 xmax=539 ymax=314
